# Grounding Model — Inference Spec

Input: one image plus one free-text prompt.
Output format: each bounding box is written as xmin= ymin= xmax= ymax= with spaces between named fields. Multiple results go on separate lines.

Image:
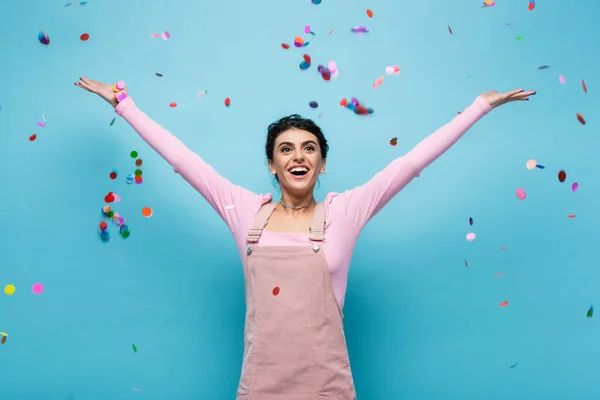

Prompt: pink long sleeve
xmin=333 ymin=96 xmax=492 ymax=230
xmin=115 ymin=97 xmax=262 ymax=232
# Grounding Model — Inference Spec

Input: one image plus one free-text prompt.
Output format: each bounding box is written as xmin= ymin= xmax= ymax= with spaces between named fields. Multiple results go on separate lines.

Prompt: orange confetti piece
xmin=329 ymin=29 xmax=334 ymax=35
xmin=141 ymin=207 xmax=153 ymax=217
xmin=294 ymin=36 xmax=304 ymax=45
xmin=366 ymin=9 xmax=373 ymax=18
xmin=372 ymin=76 xmax=384 ymax=87
xmin=576 ymin=113 xmax=586 ymax=125
xmin=499 ymin=301 xmax=508 ymax=307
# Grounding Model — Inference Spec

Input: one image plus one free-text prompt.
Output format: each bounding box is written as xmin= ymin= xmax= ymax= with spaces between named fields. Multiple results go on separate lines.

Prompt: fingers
xmin=74 ymin=80 xmax=93 ymax=92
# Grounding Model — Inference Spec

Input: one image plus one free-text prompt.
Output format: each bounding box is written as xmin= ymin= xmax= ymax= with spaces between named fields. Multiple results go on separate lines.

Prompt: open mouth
xmin=288 ymin=166 xmax=310 ymax=178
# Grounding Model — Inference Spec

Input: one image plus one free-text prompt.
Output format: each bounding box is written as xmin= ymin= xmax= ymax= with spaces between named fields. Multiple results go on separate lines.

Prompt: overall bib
xmin=236 ymin=202 xmax=357 ymax=400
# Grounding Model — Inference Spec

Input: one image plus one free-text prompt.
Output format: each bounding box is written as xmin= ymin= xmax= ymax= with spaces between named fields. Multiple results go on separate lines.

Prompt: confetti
xmin=132 ymin=343 xmax=137 ymax=353
xmin=80 ymin=33 xmax=90 ymax=41
xmin=272 ymin=286 xmax=280 ymax=296
xmin=466 ymin=233 xmax=476 ymax=241
xmin=32 ymin=283 xmax=44 ymax=295
xmin=567 ymin=214 xmax=576 ymax=219
xmin=385 ymin=65 xmax=400 ymax=75
xmin=558 ymin=170 xmax=566 ymax=182
xmin=509 ymin=362 xmax=519 ymax=369
xmin=526 ymin=159 xmax=537 ymax=169
xmin=225 ymin=97 xmax=231 ymax=107
xmin=516 ymin=188 xmax=526 ymax=200
xmin=528 ymin=1 xmax=535 ymax=11
xmin=340 ymin=97 xmax=373 ymax=115
xmin=389 ymin=137 xmax=397 ymax=146
xmin=516 ymin=36 xmax=524 ymax=41
xmin=536 ymin=164 xmax=545 ymax=169
xmin=559 ymin=75 xmax=566 ymax=84
xmin=309 ymin=101 xmax=318 ymax=108
xmin=197 ymin=90 xmax=207 ymax=98
xmin=141 ymin=207 xmax=153 ymax=217
xmin=281 ymin=43 xmax=290 ymax=49
xmin=36 ymin=122 xmax=45 ymax=127
xmin=366 ymin=9 xmax=373 ymax=18
xmin=155 ymin=73 xmax=163 ymax=77
xmin=132 ymin=388 xmax=142 ymax=392
xmin=131 ymin=151 xmax=138 ymax=158
xmin=311 ymin=0 xmax=321 ymax=4
xmin=1 ymin=336 xmax=5 ymax=344
xmin=4 ymin=284 xmax=15 ymax=295
xmin=469 ymin=217 xmax=473 ymax=226
xmin=38 ymin=31 xmax=50 ymax=45
xmin=0 ymin=332 xmax=8 ymax=337
xmin=109 ymin=170 xmax=118 ymax=179
xmin=581 ymin=79 xmax=587 ymax=93
xmin=329 ymin=29 xmax=334 ymax=36
xmin=464 ymin=259 xmax=468 ymax=268
xmin=29 ymin=134 xmax=37 ymax=141
xmin=576 ymin=113 xmax=585 ymax=125
xmin=304 ymin=25 xmax=310 ymax=34
xmin=110 ymin=118 xmax=116 ymax=126
xmin=169 ymin=102 xmax=177 ymax=108
xmin=448 ymin=25 xmax=453 ymax=35
xmin=372 ymin=76 xmax=384 ymax=88
xmin=495 ymin=273 xmax=503 ymax=276
xmin=587 ymin=305 xmax=594 ymax=318
xmin=499 ymin=301 xmax=509 ymax=307
xmin=351 ymin=26 xmax=369 ymax=34
xmin=538 ymin=65 xmax=550 ymax=70
xmin=500 ymin=247 xmax=507 ymax=252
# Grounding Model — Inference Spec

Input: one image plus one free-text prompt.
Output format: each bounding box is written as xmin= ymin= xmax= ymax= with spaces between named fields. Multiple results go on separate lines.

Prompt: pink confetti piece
xmin=572 ymin=182 xmax=579 ymax=192
xmin=372 ymin=76 xmax=384 ymax=88
xmin=466 ymin=232 xmax=476 ymax=241
xmin=304 ymin=25 xmax=310 ymax=34
xmin=559 ymin=75 xmax=566 ymax=84
xmin=36 ymin=122 xmax=45 ymax=127
xmin=385 ymin=65 xmax=400 ymax=75
xmin=151 ymin=33 xmax=161 ymax=38
xmin=132 ymin=387 xmax=142 ymax=392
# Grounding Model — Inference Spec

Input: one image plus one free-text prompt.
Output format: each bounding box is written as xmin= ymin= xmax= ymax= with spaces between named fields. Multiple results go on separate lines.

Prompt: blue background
xmin=0 ymin=0 xmax=598 ymax=399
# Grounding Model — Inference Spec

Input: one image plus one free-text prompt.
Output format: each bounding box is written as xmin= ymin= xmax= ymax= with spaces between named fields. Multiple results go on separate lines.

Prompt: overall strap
xmin=309 ymin=202 xmax=326 ymax=242
xmin=246 ymin=202 xmax=277 ymax=243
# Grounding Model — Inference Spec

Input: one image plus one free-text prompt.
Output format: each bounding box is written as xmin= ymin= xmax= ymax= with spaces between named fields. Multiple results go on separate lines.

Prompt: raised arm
xmin=75 ymin=77 xmax=261 ymax=232
xmin=335 ymin=89 xmax=535 ymax=231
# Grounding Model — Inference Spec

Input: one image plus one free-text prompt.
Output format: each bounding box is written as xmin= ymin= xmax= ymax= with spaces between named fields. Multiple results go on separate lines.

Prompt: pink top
xmin=115 ymin=96 xmax=491 ymax=309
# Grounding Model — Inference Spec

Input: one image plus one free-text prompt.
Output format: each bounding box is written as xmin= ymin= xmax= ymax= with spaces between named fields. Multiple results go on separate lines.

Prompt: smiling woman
xmin=74 ymin=76 xmax=534 ymax=399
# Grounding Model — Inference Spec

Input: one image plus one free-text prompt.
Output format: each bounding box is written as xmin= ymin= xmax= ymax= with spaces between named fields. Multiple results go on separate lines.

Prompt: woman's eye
xmin=305 ymin=146 xmax=315 ymax=151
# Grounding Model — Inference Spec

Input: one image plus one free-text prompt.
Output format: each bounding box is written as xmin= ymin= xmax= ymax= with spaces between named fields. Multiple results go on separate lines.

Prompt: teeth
xmin=290 ymin=167 xmax=308 ymax=172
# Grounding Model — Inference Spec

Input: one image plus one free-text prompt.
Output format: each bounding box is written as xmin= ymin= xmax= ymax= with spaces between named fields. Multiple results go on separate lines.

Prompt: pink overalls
xmin=236 ymin=202 xmax=357 ymax=400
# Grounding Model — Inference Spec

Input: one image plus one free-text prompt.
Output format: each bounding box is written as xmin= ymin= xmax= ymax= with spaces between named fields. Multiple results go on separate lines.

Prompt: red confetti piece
xmin=558 ymin=170 xmax=567 ymax=182
xmin=281 ymin=43 xmax=290 ymax=49
xmin=366 ymin=9 xmax=373 ymax=18
xmin=29 ymin=134 xmax=37 ymax=141
xmin=567 ymin=214 xmax=576 ymax=219
xmin=272 ymin=286 xmax=280 ymax=296
xmin=581 ymin=79 xmax=587 ymax=93
xmin=169 ymin=102 xmax=177 ymax=108
xmin=224 ymin=97 xmax=231 ymax=107
xmin=80 ymin=33 xmax=90 ymax=41
xmin=104 ymin=193 xmax=115 ymax=203
xmin=109 ymin=171 xmax=117 ymax=179
xmin=500 ymin=246 xmax=507 ymax=252
xmin=303 ymin=54 xmax=311 ymax=63
xmin=499 ymin=301 xmax=509 ymax=307
xmin=528 ymin=1 xmax=535 ymax=11
xmin=576 ymin=113 xmax=586 ymax=125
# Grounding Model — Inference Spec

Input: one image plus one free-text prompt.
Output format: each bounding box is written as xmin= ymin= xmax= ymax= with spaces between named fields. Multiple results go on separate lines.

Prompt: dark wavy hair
xmin=265 ymin=115 xmax=329 ymax=184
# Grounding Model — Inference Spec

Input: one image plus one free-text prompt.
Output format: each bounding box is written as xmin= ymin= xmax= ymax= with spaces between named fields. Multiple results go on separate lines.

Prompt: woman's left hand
xmin=480 ymin=89 xmax=536 ymax=109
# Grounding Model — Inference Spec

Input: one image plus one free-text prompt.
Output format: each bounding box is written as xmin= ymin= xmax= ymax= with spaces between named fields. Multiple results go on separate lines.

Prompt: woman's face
xmin=268 ymin=129 xmax=326 ymax=196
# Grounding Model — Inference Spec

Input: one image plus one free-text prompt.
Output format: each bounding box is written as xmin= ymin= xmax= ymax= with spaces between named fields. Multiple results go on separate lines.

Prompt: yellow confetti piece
xmin=0 ymin=332 xmax=8 ymax=337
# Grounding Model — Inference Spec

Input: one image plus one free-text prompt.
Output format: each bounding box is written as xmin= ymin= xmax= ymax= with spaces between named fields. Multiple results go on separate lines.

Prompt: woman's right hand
xmin=74 ymin=77 xmax=128 ymax=109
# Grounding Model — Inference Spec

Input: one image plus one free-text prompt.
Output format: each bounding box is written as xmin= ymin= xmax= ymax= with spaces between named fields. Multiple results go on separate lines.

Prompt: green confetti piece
xmin=132 ymin=343 xmax=137 ymax=353
xmin=110 ymin=118 xmax=115 ymax=126
xmin=130 ymin=151 xmax=138 ymax=158
xmin=516 ymin=36 xmax=524 ymax=40
xmin=587 ymin=305 xmax=593 ymax=318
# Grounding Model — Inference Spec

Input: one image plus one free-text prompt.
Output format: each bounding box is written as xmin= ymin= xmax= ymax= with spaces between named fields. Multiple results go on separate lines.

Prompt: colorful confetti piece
xmin=499 ymin=301 xmax=509 ymax=307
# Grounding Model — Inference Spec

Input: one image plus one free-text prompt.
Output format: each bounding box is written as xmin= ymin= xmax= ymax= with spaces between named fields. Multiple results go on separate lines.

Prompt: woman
xmin=75 ymin=77 xmax=535 ymax=399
